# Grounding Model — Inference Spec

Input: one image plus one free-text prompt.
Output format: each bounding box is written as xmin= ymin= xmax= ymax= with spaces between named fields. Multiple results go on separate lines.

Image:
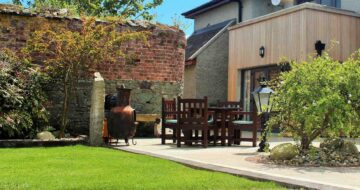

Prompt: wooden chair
xmin=161 ymin=98 xmax=177 ymax=144
xmin=228 ymin=110 xmax=259 ymax=147
xmin=176 ymin=96 xmax=215 ymax=148
xmin=216 ymin=101 xmax=242 ymax=145
xmin=217 ymin=101 xmax=243 ymax=110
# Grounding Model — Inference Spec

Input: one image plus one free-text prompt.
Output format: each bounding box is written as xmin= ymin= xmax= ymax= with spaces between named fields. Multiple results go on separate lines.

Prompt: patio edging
xmin=113 ymin=146 xmax=359 ymax=190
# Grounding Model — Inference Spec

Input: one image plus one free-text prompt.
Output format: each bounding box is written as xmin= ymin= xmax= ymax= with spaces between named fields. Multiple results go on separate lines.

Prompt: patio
xmin=114 ymin=135 xmax=360 ymax=190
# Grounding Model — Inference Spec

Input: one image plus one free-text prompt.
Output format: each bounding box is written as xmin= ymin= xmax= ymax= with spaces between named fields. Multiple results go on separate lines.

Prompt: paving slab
xmin=113 ymin=137 xmax=360 ymax=190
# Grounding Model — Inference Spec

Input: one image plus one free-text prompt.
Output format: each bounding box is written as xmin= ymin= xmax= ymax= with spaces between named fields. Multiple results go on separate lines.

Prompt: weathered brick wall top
xmin=0 ymin=6 xmax=186 ymax=83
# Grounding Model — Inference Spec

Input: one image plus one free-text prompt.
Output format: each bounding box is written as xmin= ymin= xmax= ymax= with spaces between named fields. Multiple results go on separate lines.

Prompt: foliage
xmin=340 ymin=50 xmax=360 ymax=137
xmin=23 ymin=17 xmax=150 ymax=137
xmin=12 ymin=0 xmax=163 ymax=20
xmin=268 ymin=50 xmax=360 ymax=151
xmin=0 ymin=49 xmax=48 ymax=139
xmin=171 ymin=14 xmax=190 ymax=31
xmin=0 ymin=146 xmax=284 ymax=190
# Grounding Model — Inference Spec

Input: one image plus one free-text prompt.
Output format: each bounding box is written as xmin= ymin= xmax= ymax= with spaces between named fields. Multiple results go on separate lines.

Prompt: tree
xmin=13 ymin=0 xmax=163 ymax=20
xmin=268 ymin=50 xmax=360 ymax=151
xmin=23 ymin=17 xmax=150 ymax=137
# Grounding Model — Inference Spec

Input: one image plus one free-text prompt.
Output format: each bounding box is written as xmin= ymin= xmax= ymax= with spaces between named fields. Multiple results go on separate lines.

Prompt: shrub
xmin=24 ymin=17 xmax=150 ymax=137
xmin=0 ymin=50 xmax=48 ymax=139
xmin=269 ymin=50 xmax=360 ymax=151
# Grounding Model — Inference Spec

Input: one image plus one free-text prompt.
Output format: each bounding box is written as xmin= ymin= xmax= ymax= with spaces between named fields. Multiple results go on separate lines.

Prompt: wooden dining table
xmin=208 ymin=107 xmax=241 ymax=146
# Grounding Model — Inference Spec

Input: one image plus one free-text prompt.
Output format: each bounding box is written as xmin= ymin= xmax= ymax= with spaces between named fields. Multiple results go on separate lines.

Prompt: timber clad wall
xmin=0 ymin=11 xmax=186 ymax=134
xmin=228 ymin=4 xmax=360 ymax=101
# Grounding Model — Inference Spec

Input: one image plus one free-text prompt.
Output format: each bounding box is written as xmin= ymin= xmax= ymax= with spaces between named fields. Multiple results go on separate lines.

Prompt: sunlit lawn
xmin=0 ymin=145 xmax=284 ymax=190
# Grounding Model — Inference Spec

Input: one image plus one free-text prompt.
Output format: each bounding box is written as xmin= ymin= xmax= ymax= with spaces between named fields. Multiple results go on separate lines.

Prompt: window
xmin=240 ymin=66 xmax=281 ymax=112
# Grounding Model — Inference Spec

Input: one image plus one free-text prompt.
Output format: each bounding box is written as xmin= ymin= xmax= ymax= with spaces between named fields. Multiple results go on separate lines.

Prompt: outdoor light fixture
xmin=315 ymin=40 xmax=326 ymax=56
xmin=259 ymin=46 xmax=265 ymax=58
xmin=252 ymin=77 xmax=274 ymax=152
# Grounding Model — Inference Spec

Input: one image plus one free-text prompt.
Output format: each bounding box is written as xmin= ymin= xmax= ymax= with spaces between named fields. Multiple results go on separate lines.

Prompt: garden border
xmin=0 ymin=137 xmax=87 ymax=148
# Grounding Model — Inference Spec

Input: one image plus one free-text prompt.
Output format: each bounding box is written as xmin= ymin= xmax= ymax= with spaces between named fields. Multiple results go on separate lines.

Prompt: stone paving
xmin=114 ymin=135 xmax=360 ymax=190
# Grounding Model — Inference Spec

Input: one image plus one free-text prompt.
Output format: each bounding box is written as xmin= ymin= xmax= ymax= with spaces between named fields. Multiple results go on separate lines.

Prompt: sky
xmin=0 ymin=0 xmax=209 ymax=36
xmin=149 ymin=0 xmax=209 ymax=36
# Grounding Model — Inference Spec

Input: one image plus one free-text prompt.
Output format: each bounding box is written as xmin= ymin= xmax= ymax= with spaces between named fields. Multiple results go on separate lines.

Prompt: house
xmin=183 ymin=0 xmax=360 ymax=107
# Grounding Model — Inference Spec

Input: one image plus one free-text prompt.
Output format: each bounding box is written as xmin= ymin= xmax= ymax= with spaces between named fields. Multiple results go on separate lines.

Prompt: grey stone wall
xmin=195 ymin=31 xmax=230 ymax=105
xmin=46 ymin=79 xmax=182 ymax=135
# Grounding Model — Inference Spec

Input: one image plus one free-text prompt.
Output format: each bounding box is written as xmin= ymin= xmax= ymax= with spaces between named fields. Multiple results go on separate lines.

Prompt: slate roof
xmin=185 ymin=19 xmax=236 ymax=61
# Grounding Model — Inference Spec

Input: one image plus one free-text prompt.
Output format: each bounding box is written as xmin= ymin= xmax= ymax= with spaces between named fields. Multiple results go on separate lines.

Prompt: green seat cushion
xmin=165 ymin=119 xmax=177 ymax=124
xmin=208 ymin=117 xmax=214 ymax=124
xmin=232 ymin=120 xmax=253 ymax=125
xmin=166 ymin=118 xmax=213 ymax=124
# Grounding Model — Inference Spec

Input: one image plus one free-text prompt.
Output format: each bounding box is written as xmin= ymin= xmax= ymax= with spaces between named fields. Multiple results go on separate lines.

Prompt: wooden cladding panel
xmin=228 ymin=8 xmax=360 ymax=100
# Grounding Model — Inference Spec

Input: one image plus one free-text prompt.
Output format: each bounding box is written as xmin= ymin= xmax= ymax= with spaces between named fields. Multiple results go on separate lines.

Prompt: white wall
xmin=341 ymin=0 xmax=360 ymax=13
xmin=194 ymin=2 xmax=239 ymax=30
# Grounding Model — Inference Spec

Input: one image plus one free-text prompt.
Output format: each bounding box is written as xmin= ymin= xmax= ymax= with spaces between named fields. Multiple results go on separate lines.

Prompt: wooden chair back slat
xmin=162 ymin=98 xmax=177 ymax=120
xmin=178 ymin=97 xmax=208 ymax=125
xmin=177 ymin=96 xmax=210 ymax=148
xmin=161 ymin=98 xmax=177 ymax=144
xmin=217 ymin=101 xmax=242 ymax=110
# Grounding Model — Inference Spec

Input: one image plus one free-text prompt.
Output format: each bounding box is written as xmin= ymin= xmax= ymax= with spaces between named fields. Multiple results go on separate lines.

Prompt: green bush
xmin=269 ymin=50 xmax=360 ymax=151
xmin=0 ymin=50 xmax=49 ymax=139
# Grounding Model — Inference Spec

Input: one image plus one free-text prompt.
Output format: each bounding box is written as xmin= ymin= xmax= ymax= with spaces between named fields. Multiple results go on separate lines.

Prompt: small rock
xmin=36 ymin=131 xmax=56 ymax=140
xmin=77 ymin=135 xmax=88 ymax=140
xmin=270 ymin=143 xmax=299 ymax=161
xmin=320 ymin=138 xmax=344 ymax=151
xmin=59 ymin=9 xmax=68 ymax=15
xmin=342 ymin=141 xmax=359 ymax=154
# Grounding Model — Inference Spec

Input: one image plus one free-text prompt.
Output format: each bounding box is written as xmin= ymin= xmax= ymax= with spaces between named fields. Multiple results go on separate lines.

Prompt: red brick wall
xmin=101 ymin=29 xmax=185 ymax=82
xmin=0 ymin=10 xmax=186 ymax=134
xmin=0 ymin=12 xmax=186 ymax=83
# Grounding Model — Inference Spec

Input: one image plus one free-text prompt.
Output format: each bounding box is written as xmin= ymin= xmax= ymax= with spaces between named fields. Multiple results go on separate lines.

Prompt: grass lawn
xmin=0 ymin=146 xmax=284 ymax=190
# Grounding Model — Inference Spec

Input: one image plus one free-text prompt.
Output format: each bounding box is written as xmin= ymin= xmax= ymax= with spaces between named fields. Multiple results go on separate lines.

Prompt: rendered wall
xmin=194 ymin=2 xmax=239 ymax=30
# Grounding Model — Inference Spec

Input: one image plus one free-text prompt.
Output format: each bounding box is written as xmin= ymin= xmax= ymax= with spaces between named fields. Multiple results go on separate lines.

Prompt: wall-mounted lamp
xmin=315 ymin=40 xmax=326 ymax=56
xmin=259 ymin=46 xmax=265 ymax=58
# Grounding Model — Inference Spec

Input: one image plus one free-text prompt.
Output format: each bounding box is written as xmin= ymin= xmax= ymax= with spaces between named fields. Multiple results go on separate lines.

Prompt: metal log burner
xmin=106 ymin=85 xmax=137 ymax=146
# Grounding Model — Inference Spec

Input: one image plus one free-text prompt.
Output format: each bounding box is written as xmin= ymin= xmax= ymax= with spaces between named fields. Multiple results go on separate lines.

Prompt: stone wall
xmin=0 ymin=6 xmax=186 ymax=135
xmin=195 ymin=30 xmax=229 ymax=105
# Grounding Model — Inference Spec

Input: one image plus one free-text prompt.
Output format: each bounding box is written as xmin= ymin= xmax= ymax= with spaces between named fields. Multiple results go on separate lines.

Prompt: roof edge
xmin=182 ymin=0 xmax=240 ymax=19
xmin=187 ymin=19 xmax=236 ymax=61
xmin=229 ymin=2 xmax=360 ymax=31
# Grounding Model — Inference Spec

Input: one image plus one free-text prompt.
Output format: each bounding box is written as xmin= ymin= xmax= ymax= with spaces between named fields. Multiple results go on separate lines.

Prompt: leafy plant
xmin=269 ymin=50 xmax=360 ymax=151
xmin=13 ymin=0 xmax=163 ymax=20
xmin=23 ymin=17 xmax=150 ymax=137
xmin=171 ymin=14 xmax=190 ymax=31
xmin=0 ymin=49 xmax=49 ymax=139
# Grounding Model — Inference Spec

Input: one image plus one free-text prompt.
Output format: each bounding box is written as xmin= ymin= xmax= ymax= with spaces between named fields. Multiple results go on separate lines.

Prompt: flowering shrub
xmin=269 ymin=50 xmax=360 ymax=151
xmin=0 ymin=50 xmax=48 ymax=139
